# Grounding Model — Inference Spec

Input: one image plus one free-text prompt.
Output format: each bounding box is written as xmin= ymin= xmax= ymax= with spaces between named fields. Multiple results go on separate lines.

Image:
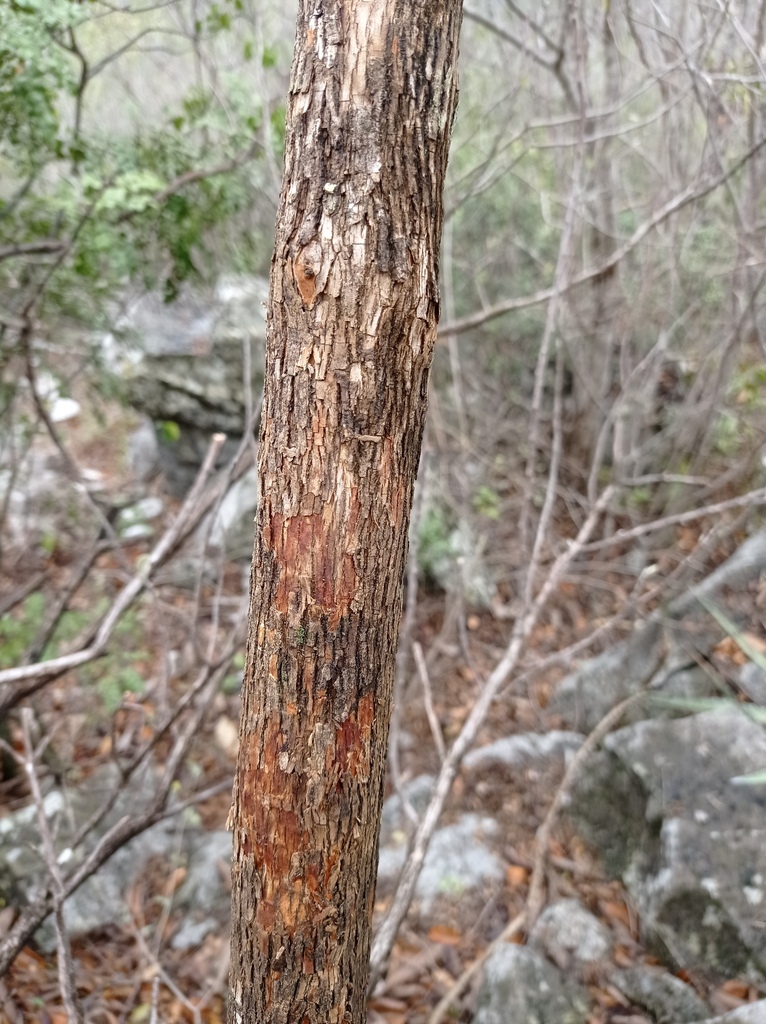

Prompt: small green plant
xmin=222 ymin=650 xmax=246 ymax=694
xmin=417 ymin=504 xmax=456 ymax=582
xmin=0 ymin=591 xmax=147 ymax=712
xmin=157 ymin=420 xmax=181 ymax=442
xmin=627 ymin=485 xmax=652 ymax=510
xmin=473 ymin=485 xmax=501 ymax=521
xmin=439 ymin=875 xmax=466 ymax=896
xmin=0 ymin=592 xmax=46 ymax=668
xmin=728 ymin=363 xmax=766 ymax=409
xmin=712 ymin=411 xmax=741 ymax=457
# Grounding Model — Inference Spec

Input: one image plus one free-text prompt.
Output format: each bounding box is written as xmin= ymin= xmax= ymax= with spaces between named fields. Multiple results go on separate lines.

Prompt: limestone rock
xmin=473 ymin=944 xmax=590 ymax=1024
xmin=554 ymin=530 xmax=766 ymax=732
xmin=571 ymin=706 xmax=766 ymax=982
xmin=530 ymin=899 xmax=614 ymax=971
xmin=739 ymin=662 xmax=766 ymax=707
xmin=610 ymin=965 xmax=710 ymax=1023
xmin=464 ymin=731 xmax=584 ymax=773
xmin=112 ymin=275 xmax=268 ymax=496
xmin=692 ymin=1003 xmax=766 ymax=1023
xmin=377 ymin=812 xmax=504 ymax=918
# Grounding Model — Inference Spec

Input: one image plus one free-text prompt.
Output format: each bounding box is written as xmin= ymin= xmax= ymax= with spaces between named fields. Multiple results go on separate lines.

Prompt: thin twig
xmin=413 ymin=641 xmax=446 ymax=765
xmin=519 ymin=134 xmax=584 ymax=552
xmin=368 ymin=486 xmax=614 ymax=987
xmin=438 ymin=132 xmax=766 ymax=339
xmin=427 ymin=644 xmax=666 ymax=1024
xmin=0 ymin=618 xmax=238 ymax=977
xmin=580 ymin=485 xmax=766 ymax=553
xmin=388 ymin=456 xmax=427 ymax=825
xmin=0 ymin=434 xmax=227 ymax=690
xmin=19 ymin=711 xmax=84 ymax=1024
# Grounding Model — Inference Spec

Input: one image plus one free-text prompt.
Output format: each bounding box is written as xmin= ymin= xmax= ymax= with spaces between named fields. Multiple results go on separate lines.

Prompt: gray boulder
xmin=570 ymin=706 xmax=766 ymax=982
xmin=473 ymin=944 xmax=590 ymax=1024
xmin=464 ymin=731 xmax=584 ymax=773
xmin=172 ymin=829 xmax=232 ymax=949
xmin=555 ymin=530 xmax=766 ymax=732
xmin=112 ymin=275 xmax=268 ymax=496
xmin=380 ymin=774 xmax=435 ymax=846
xmin=207 ymin=466 xmax=258 ymax=559
xmin=377 ymin=812 xmax=504 ymax=917
xmin=0 ymin=764 xmax=178 ymax=946
xmin=126 ymin=416 xmax=161 ymax=483
xmin=0 ymin=764 xmax=234 ymax=950
xmin=530 ymin=899 xmax=613 ymax=971
xmin=739 ymin=662 xmax=766 ymax=707
xmin=693 ymin=1004 xmax=766 ymax=1023
xmin=554 ymin=626 xmax=725 ymax=734
xmin=610 ymin=965 xmax=710 ymax=1023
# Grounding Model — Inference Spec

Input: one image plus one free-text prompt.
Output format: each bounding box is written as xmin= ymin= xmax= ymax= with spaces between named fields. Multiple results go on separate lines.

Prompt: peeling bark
xmin=228 ymin=2 xmax=463 ymax=1021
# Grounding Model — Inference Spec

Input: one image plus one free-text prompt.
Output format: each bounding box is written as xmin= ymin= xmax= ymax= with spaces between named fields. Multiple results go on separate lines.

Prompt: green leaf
xmin=158 ymin=420 xmax=181 ymax=442
xmin=731 ymin=767 xmax=766 ymax=786
xmin=649 ymin=695 xmax=766 ymax=724
xmin=473 ymin=485 xmax=500 ymax=520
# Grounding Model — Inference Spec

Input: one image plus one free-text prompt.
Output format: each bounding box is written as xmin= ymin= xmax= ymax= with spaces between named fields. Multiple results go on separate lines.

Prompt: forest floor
xmin=0 ymin=405 xmax=764 ymax=1023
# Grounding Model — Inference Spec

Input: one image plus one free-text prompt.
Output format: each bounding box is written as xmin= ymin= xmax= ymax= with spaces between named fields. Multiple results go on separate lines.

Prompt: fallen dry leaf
xmin=677 ymin=526 xmax=699 ymax=552
xmin=549 ymin=839 xmax=568 ymax=860
xmin=741 ymin=632 xmax=766 ymax=653
xmin=600 ymin=899 xmax=632 ymax=930
xmin=506 ymin=864 xmax=530 ymax=888
xmin=713 ymin=636 xmax=747 ymax=665
xmin=720 ymin=978 xmax=750 ymax=999
xmin=427 ymin=924 xmax=461 ymax=946
xmin=163 ymin=866 xmax=187 ymax=897
xmin=709 ymin=986 xmax=749 ymax=1015
xmin=613 ymin=945 xmax=635 ymax=968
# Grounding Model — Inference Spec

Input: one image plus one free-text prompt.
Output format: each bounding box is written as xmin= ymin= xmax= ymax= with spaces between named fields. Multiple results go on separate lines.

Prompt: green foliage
xmin=473 ymin=485 xmax=501 ymax=520
xmin=157 ymin=420 xmax=181 ymax=442
xmin=627 ymin=485 xmax=652 ymax=510
xmin=417 ymin=504 xmax=457 ymax=582
xmin=0 ymin=0 xmax=80 ymax=169
xmin=0 ymin=593 xmax=45 ymax=668
xmin=0 ymin=0 xmax=286 ymax=330
xmin=712 ymin=410 xmax=743 ymax=457
xmin=0 ymin=592 xmax=146 ymax=712
xmin=728 ymin=363 xmax=766 ymax=410
xmin=679 ymin=218 xmax=732 ymax=314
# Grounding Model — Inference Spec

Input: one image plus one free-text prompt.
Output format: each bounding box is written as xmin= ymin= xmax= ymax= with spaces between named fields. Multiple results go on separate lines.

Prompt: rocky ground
xmin=1 ymin=285 xmax=765 ymax=1021
xmin=2 ymin=515 xmax=766 ymax=1022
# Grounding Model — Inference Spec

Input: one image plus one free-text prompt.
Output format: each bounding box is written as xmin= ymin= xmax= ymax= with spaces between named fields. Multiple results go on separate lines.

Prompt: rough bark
xmin=228 ymin=3 xmax=463 ymax=1022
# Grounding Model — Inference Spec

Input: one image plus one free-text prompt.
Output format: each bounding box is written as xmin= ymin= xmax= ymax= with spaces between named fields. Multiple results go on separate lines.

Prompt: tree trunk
xmin=228 ymin=3 xmax=463 ymax=1022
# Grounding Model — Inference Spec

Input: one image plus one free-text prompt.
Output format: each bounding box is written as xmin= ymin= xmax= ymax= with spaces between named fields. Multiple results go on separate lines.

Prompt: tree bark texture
xmin=228 ymin=3 xmax=462 ymax=1022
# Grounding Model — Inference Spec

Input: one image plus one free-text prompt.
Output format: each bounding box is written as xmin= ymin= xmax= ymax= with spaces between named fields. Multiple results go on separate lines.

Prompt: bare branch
xmin=0 ymin=433 xmax=227 ymax=692
xmin=413 ymin=641 xmax=446 ymax=765
xmin=368 ymin=486 xmax=615 ymax=987
xmin=464 ymin=7 xmax=577 ymax=109
xmin=439 ymin=133 xmax=766 ymax=338
xmin=0 ymin=240 xmax=67 ymax=262
xmin=20 ymin=711 xmax=84 ymax=1023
